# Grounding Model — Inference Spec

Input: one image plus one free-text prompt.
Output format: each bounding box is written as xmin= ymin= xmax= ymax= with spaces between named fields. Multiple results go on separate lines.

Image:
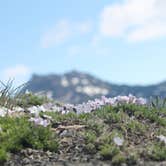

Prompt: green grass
xmin=0 ymin=103 xmax=166 ymax=164
xmin=146 ymin=142 xmax=166 ymax=161
xmin=99 ymin=143 xmax=120 ymax=160
xmin=0 ymin=116 xmax=59 ymax=163
xmin=0 ymin=80 xmax=50 ymax=110
xmin=0 ymin=82 xmax=166 ymax=165
xmin=0 ymin=79 xmax=24 ymax=109
xmin=16 ymin=92 xmax=50 ymax=108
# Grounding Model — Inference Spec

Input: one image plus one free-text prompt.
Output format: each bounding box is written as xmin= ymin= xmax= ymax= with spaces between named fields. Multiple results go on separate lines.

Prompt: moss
xmin=17 ymin=93 xmax=49 ymax=108
xmin=155 ymin=128 xmax=166 ymax=136
xmin=125 ymin=119 xmax=147 ymax=135
xmin=84 ymin=130 xmax=97 ymax=144
xmin=93 ymin=105 xmax=113 ymax=118
xmin=0 ymin=148 xmax=8 ymax=164
xmin=86 ymin=121 xmax=103 ymax=136
xmin=104 ymin=112 xmax=122 ymax=124
xmin=98 ymin=129 xmax=124 ymax=146
xmin=44 ymin=112 xmax=81 ymax=125
xmin=0 ymin=116 xmax=59 ymax=154
xmin=104 ymin=111 xmax=130 ymax=125
xmin=126 ymin=150 xmax=139 ymax=165
xmin=112 ymin=153 xmax=126 ymax=165
xmin=146 ymin=142 xmax=166 ymax=161
xmin=84 ymin=143 xmax=96 ymax=154
xmin=100 ymin=144 xmax=120 ymax=160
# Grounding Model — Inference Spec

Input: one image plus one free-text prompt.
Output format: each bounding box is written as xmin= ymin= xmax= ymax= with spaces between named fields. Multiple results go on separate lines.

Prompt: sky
xmin=0 ymin=0 xmax=166 ymax=86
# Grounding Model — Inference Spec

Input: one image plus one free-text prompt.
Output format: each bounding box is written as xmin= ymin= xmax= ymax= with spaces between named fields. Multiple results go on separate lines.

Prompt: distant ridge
xmin=23 ymin=71 xmax=166 ymax=104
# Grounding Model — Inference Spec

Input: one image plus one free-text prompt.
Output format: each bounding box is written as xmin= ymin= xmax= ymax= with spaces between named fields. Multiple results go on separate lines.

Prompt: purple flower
xmin=29 ymin=117 xmax=50 ymax=127
xmin=113 ymin=136 xmax=124 ymax=146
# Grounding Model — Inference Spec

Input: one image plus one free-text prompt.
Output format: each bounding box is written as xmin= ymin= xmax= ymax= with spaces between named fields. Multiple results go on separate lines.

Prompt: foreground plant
xmin=0 ymin=87 xmax=165 ymax=165
xmin=0 ymin=79 xmax=24 ymax=109
xmin=0 ymin=116 xmax=59 ymax=163
xmin=16 ymin=92 xmax=50 ymax=108
xmin=149 ymin=96 xmax=166 ymax=109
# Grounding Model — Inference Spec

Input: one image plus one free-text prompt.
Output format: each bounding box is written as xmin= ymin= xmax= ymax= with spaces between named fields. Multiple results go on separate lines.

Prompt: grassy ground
xmin=0 ymin=103 xmax=165 ymax=165
xmin=0 ymin=81 xmax=165 ymax=165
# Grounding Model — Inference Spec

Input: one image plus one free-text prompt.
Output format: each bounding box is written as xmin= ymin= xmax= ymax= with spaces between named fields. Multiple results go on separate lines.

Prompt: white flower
xmin=0 ymin=108 xmax=6 ymax=117
xmin=12 ymin=107 xmax=24 ymax=112
xmin=25 ymin=89 xmax=30 ymax=94
xmin=1 ymin=94 xmax=146 ymax=116
xmin=28 ymin=106 xmax=38 ymax=114
xmin=113 ymin=136 xmax=124 ymax=146
xmin=156 ymin=135 xmax=166 ymax=145
xmin=29 ymin=117 xmax=50 ymax=127
xmin=136 ymin=97 xmax=147 ymax=105
xmin=38 ymin=105 xmax=46 ymax=112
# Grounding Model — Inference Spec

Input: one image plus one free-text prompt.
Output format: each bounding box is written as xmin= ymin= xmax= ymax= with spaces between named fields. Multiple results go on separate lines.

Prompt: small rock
xmin=22 ymin=158 xmax=31 ymax=164
xmin=60 ymin=130 xmax=73 ymax=137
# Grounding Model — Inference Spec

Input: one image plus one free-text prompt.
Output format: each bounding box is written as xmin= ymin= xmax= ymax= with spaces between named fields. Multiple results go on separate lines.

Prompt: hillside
xmin=0 ymin=94 xmax=165 ymax=166
xmin=23 ymin=71 xmax=166 ymax=104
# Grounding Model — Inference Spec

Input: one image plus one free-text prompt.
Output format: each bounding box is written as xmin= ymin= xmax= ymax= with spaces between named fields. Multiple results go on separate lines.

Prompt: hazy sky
xmin=0 ymin=0 xmax=166 ymax=86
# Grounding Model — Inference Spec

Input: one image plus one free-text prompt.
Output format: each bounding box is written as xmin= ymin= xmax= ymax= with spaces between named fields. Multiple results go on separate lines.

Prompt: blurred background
xmin=0 ymin=0 xmax=166 ymax=103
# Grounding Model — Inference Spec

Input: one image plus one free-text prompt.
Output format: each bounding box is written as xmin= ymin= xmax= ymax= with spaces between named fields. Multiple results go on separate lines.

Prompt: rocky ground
xmin=0 ymin=94 xmax=166 ymax=166
xmin=5 ymin=150 xmax=166 ymax=166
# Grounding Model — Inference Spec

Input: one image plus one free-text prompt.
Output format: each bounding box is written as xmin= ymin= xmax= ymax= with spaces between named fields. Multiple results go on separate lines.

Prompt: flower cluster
xmin=0 ymin=95 xmax=147 ymax=118
xmin=0 ymin=95 xmax=147 ymax=127
xmin=156 ymin=135 xmax=166 ymax=145
xmin=59 ymin=94 xmax=146 ymax=114
xmin=0 ymin=106 xmax=24 ymax=117
xmin=29 ymin=117 xmax=50 ymax=127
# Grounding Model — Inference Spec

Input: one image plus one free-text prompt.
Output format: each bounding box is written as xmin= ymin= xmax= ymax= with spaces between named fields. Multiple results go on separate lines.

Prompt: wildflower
xmin=38 ymin=105 xmax=46 ymax=112
xmin=25 ymin=89 xmax=30 ymax=94
xmin=156 ymin=135 xmax=166 ymax=145
xmin=29 ymin=117 xmax=50 ymax=127
xmin=116 ymin=95 xmax=130 ymax=104
xmin=12 ymin=106 xmax=24 ymax=112
xmin=136 ymin=97 xmax=146 ymax=105
xmin=113 ymin=136 xmax=124 ymax=146
xmin=0 ymin=108 xmax=6 ymax=117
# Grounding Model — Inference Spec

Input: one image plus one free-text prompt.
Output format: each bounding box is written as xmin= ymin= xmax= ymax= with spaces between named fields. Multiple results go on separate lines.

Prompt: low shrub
xmin=0 ymin=116 xmax=59 ymax=163
xmin=16 ymin=92 xmax=49 ymax=108
xmin=100 ymin=144 xmax=120 ymax=160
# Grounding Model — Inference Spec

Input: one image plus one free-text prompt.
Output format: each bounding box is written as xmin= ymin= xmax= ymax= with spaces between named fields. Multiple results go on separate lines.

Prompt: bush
xmin=17 ymin=92 xmax=49 ymax=107
xmin=100 ymin=144 xmax=120 ymax=160
xmin=0 ymin=79 xmax=24 ymax=109
xmin=84 ymin=143 xmax=96 ymax=154
xmin=0 ymin=148 xmax=8 ymax=164
xmin=146 ymin=142 xmax=166 ymax=161
xmin=0 ymin=116 xmax=59 ymax=159
xmin=112 ymin=153 xmax=126 ymax=165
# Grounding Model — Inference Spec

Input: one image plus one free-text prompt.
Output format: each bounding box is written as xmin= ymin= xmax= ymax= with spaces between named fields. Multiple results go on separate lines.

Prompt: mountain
xmin=23 ymin=71 xmax=166 ymax=104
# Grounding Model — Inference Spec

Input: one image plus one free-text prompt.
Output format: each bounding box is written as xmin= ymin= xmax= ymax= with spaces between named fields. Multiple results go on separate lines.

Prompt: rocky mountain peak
xmin=24 ymin=71 xmax=166 ymax=104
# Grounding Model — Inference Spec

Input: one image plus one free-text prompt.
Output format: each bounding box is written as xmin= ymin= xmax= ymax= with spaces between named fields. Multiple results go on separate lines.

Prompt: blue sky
xmin=0 ymin=0 xmax=166 ymax=86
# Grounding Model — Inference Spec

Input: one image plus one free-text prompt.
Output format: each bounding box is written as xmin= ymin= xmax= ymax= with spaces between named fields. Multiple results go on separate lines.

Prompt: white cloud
xmin=1 ymin=65 xmax=31 ymax=85
xmin=128 ymin=23 xmax=166 ymax=41
xmin=95 ymin=47 xmax=111 ymax=56
xmin=99 ymin=0 xmax=166 ymax=41
xmin=41 ymin=20 xmax=71 ymax=48
xmin=41 ymin=20 xmax=92 ymax=48
xmin=91 ymin=35 xmax=101 ymax=47
xmin=76 ymin=21 xmax=92 ymax=34
xmin=3 ymin=65 xmax=30 ymax=78
xmin=68 ymin=45 xmax=82 ymax=56
xmin=67 ymin=43 xmax=111 ymax=57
